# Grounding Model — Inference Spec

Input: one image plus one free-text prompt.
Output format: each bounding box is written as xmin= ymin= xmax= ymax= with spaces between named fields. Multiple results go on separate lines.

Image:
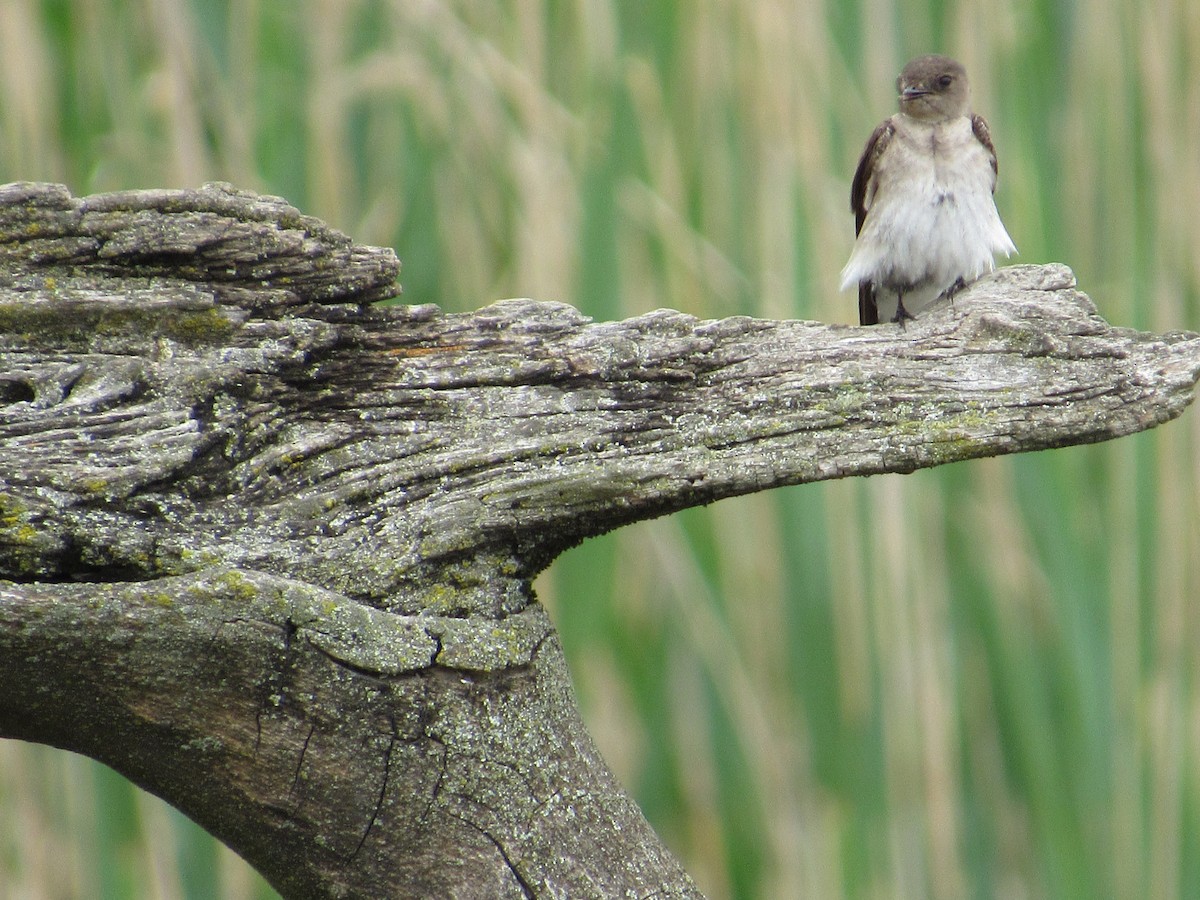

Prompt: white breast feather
xmin=840 ymin=116 xmax=1016 ymax=311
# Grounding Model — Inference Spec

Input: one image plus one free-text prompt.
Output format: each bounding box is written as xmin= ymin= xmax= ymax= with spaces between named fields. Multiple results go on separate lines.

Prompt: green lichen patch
xmin=432 ymin=604 xmax=551 ymax=673
xmin=0 ymin=298 xmax=235 ymax=350
xmin=0 ymin=491 xmax=59 ymax=577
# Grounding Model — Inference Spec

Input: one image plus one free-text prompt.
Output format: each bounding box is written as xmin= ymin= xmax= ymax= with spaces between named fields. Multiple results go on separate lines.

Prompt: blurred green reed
xmin=1 ymin=2 xmax=1198 ymax=898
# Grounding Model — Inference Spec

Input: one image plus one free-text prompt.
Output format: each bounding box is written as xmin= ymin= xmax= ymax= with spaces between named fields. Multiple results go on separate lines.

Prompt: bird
xmin=840 ymin=55 xmax=1017 ymax=325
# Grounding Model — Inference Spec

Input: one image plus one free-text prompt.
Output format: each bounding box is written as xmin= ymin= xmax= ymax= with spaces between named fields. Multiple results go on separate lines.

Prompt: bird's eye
xmin=938 ymin=74 xmax=953 ymax=88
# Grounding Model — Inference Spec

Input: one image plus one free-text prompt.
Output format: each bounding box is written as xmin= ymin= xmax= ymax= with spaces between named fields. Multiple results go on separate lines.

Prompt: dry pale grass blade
xmin=132 ymin=791 xmax=187 ymax=900
xmin=0 ymin=1 xmax=64 ymax=182
xmin=360 ymin=1 xmax=589 ymax=306
xmin=0 ymin=742 xmax=94 ymax=900
xmin=631 ymin=516 xmax=842 ymax=900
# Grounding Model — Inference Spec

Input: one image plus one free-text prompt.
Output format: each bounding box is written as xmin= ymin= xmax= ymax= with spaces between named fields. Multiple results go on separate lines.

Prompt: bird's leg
xmin=892 ymin=290 xmax=915 ymax=327
xmin=940 ymin=276 xmax=968 ymax=308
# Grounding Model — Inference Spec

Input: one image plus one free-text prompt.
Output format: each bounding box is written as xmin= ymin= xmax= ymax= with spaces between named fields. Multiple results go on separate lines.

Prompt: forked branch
xmin=1 ymin=183 xmax=1197 ymax=898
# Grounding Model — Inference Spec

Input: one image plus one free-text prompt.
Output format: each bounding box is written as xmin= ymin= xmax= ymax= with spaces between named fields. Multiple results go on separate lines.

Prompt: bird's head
xmin=896 ymin=55 xmax=971 ymax=123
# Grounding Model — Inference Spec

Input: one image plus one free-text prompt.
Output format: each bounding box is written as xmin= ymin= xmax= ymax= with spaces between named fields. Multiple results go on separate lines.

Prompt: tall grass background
xmin=1 ymin=1 xmax=1198 ymax=898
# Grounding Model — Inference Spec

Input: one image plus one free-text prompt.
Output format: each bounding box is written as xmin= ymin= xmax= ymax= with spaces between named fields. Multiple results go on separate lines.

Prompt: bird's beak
xmin=901 ymin=86 xmax=930 ymax=100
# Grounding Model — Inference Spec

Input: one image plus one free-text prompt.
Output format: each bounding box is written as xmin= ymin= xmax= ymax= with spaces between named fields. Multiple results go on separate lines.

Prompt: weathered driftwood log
xmin=1 ymin=182 xmax=1198 ymax=899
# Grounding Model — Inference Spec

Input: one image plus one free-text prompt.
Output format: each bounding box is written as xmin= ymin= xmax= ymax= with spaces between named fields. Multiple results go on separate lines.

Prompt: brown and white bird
xmin=841 ymin=55 xmax=1016 ymax=325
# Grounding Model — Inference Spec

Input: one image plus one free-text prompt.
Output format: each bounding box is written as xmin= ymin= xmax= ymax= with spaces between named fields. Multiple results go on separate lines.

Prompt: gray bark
xmin=0 ymin=181 xmax=1197 ymax=898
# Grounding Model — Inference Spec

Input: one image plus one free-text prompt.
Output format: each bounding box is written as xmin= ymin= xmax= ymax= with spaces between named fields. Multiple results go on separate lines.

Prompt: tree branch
xmin=1 ymin=182 xmax=1197 ymax=897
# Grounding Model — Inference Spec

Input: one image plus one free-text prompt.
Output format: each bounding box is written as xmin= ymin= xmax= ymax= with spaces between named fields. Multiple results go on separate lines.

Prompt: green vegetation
xmin=2 ymin=2 xmax=1198 ymax=898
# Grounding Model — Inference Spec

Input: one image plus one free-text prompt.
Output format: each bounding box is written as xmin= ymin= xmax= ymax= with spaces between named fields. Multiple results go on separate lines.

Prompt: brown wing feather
xmin=858 ymin=283 xmax=878 ymax=326
xmin=850 ymin=119 xmax=894 ymax=234
xmin=850 ymin=119 xmax=894 ymax=325
xmin=970 ymin=114 xmax=999 ymax=188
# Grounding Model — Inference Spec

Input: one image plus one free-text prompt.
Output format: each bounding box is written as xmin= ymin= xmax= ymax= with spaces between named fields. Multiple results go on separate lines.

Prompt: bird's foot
xmin=891 ymin=297 xmax=915 ymax=328
xmin=944 ymin=276 xmax=969 ymax=298
xmin=939 ymin=277 xmax=970 ymax=307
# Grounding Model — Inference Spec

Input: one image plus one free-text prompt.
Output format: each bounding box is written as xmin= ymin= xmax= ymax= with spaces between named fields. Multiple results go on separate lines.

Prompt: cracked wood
xmin=1 ymin=182 xmax=1199 ymax=899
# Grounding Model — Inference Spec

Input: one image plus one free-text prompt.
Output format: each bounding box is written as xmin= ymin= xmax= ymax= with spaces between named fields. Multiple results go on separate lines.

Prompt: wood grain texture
xmin=1 ymin=182 xmax=1197 ymax=898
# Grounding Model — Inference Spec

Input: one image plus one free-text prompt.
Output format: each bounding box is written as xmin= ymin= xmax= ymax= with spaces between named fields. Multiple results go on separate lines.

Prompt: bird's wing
xmin=850 ymin=118 xmax=895 ymax=235
xmin=858 ymin=282 xmax=879 ymax=326
xmin=970 ymin=113 xmax=999 ymax=190
xmin=850 ymin=119 xmax=894 ymax=326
